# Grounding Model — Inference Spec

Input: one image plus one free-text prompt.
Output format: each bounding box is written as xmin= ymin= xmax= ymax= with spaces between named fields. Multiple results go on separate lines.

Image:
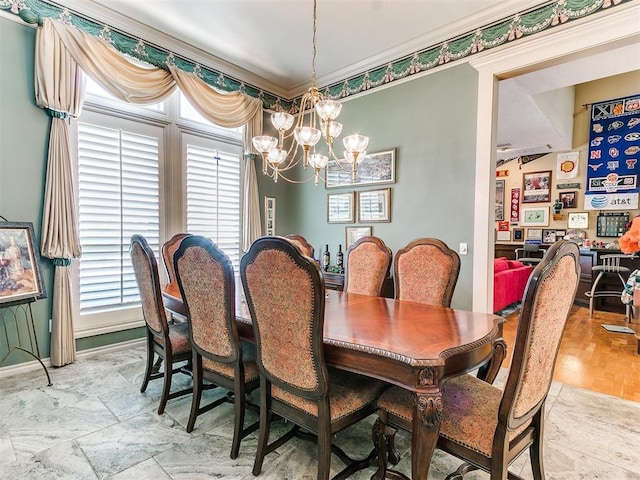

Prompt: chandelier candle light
xmin=252 ymin=0 xmax=369 ymax=186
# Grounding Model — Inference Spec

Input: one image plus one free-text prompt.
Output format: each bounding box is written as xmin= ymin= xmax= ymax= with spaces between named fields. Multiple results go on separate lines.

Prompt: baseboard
xmin=0 ymin=338 xmax=145 ymax=380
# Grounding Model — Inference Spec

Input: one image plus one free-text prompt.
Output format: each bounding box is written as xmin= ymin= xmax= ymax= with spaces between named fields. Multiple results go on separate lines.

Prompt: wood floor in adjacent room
xmin=502 ymin=305 xmax=640 ymax=402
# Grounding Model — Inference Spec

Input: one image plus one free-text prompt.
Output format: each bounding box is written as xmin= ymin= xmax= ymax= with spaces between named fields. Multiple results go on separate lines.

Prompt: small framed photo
xmin=513 ymin=228 xmax=524 ymax=241
xmin=527 ymin=228 xmax=543 ymax=241
xmin=522 ymin=170 xmax=552 ymax=203
xmin=0 ymin=222 xmax=47 ymax=305
xmin=496 ymin=230 xmax=511 ymax=242
xmin=327 ymin=192 xmax=354 ymax=223
xmin=555 ymin=229 xmax=567 ymax=240
xmin=542 ymin=229 xmax=557 ymax=244
xmin=345 ymin=226 xmax=372 ymax=249
xmin=495 ymin=180 xmax=505 ymax=221
xmin=264 ymin=196 xmax=276 ymax=235
xmin=521 ymin=207 xmax=549 ymax=226
xmin=358 ymin=188 xmax=391 ymax=223
xmin=568 ymin=212 xmax=589 ymax=229
xmin=559 ymin=191 xmax=577 ymax=208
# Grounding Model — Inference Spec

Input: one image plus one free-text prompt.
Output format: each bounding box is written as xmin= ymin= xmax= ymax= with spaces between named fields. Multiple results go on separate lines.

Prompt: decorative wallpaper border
xmin=1 ymin=0 xmax=634 ymax=113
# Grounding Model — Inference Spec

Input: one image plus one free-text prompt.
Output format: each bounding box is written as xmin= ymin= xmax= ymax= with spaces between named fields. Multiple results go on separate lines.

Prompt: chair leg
xmin=317 ymin=419 xmax=332 ymax=480
xmin=253 ymin=385 xmax=272 ymax=476
xmin=158 ymin=353 xmax=173 ymax=415
xmin=140 ymin=334 xmax=154 ymax=393
xmin=529 ymin=413 xmax=545 ymax=480
xmin=588 ymin=272 xmax=604 ymax=318
xmin=186 ymin=354 xmax=202 ymax=433
xmin=230 ymin=383 xmax=245 ymax=459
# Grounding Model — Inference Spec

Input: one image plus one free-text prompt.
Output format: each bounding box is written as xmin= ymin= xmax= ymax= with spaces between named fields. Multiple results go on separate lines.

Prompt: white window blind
xmin=77 ymin=120 xmax=160 ymax=314
xmin=185 ymin=137 xmax=242 ymax=272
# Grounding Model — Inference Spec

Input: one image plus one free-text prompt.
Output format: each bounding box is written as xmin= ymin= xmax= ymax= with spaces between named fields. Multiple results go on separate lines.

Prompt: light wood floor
xmin=502 ymin=305 xmax=640 ymax=402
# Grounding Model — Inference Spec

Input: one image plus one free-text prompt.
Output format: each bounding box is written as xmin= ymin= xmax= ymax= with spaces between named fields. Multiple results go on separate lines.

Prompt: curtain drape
xmin=35 ymin=18 xmax=264 ymax=366
xmin=35 ymin=19 xmax=85 ymax=366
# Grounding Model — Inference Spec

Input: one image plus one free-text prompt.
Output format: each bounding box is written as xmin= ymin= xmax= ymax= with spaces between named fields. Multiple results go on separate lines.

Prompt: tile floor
xmin=0 ymin=346 xmax=639 ymax=479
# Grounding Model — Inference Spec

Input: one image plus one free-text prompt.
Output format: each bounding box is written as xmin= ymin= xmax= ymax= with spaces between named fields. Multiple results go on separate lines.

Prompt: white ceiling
xmin=54 ymin=0 xmax=640 ymax=158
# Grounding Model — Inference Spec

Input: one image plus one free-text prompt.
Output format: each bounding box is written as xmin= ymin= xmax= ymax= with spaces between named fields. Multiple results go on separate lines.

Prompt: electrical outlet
xmin=459 ymin=243 xmax=468 ymax=255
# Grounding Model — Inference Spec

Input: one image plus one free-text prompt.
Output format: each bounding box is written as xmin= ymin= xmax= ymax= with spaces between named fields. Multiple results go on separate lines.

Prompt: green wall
xmin=282 ymin=65 xmax=479 ymax=309
xmin=0 ymin=17 xmax=144 ymax=367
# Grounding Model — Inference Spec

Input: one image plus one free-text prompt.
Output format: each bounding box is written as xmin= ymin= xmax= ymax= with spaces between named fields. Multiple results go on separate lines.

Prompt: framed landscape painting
xmin=326 ymin=149 xmax=395 ymax=188
xmin=0 ymin=222 xmax=46 ymax=305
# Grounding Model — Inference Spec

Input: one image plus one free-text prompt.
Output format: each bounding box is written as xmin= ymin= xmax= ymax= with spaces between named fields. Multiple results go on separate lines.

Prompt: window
xmin=74 ymin=80 xmax=243 ymax=337
xmin=183 ymin=135 xmax=242 ymax=272
xmin=74 ymin=111 xmax=163 ymax=335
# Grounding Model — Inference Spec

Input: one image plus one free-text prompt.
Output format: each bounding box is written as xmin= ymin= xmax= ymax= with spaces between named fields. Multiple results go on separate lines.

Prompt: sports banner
xmin=586 ymin=94 xmax=640 ymax=210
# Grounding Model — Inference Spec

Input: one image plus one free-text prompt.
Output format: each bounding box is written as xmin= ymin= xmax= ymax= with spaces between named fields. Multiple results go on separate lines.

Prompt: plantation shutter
xmin=77 ymin=121 xmax=160 ymax=313
xmin=185 ymin=140 xmax=241 ymax=272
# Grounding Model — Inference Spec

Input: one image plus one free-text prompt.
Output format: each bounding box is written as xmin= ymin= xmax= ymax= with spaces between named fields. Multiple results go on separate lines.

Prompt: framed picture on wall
xmin=559 ymin=191 xmax=577 ymax=208
xmin=327 ymin=192 xmax=354 ymax=223
xmin=526 ymin=228 xmax=543 ymax=241
xmin=522 ymin=170 xmax=552 ymax=203
xmin=358 ymin=188 xmax=391 ymax=223
xmin=264 ymin=196 xmax=276 ymax=235
xmin=521 ymin=207 xmax=549 ymax=226
xmin=542 ymin=229 xmax=557 ymax=244
xmin=513 ymin=228 xmax=524 ymax=241
xmin=495 ymin=180 xmax=505 ymax=221
xmin=345 ymin=226 xmax=371 ymax=248
xmin=568 ymin=212 xmax=589 ymax=229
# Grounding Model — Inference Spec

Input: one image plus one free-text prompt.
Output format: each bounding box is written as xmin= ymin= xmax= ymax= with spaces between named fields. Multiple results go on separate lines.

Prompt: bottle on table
xmin=323 ymin=244 xmax=331 ymax=271
xmin=336 ymin=244 xmax=344 ymax=273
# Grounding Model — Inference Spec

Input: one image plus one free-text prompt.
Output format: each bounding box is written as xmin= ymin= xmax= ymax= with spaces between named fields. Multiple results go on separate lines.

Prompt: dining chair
xmin=130 ymin=234 xmax=192 ymax=415
xmin=173 ymin=234 xmax=259 ymax=459
xmin=240 ymin=236 xmax=388 ymax=480
xmin=161 ymin=233 xmax=191 ymax=285
xmin=394 ymin=238 xmax=460 ymax=306
xmin=285 ymin=233 xmax=315 ymax=258
xmin=344 ymin=236 xmax=392 ymax=296
xmin=372 ymin=240 xmax=580 ymax=480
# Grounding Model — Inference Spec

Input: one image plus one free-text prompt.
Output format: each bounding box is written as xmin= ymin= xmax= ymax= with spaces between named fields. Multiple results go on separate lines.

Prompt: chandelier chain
xmin=311 ymin=0 xmax=317 ymax=87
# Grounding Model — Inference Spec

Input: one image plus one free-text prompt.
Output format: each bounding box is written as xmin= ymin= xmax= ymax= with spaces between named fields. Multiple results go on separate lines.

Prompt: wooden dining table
xmin=163 ymin=282 xmax=505 ymax=480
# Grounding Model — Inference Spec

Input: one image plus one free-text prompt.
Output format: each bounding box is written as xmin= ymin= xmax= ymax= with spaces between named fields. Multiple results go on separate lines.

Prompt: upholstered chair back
xmin=284 ymin=234 xmax=315 ymax=259
xmin=162 ymin=233 xmax=190 ymax=284
xmin=394 ymin=238 xmax=460 ymax=306
xmin=344 ymin=236 xmax=392 ymax=296
xmin=501 ymin=240 xmax=580 ymax=430
xmin=130 ymin=234 xmax=168 ymax=337
xmin=173 ymin=235 xmax=240 ymax=366
xmin=241 ymin=236 xmax=328 ymax=400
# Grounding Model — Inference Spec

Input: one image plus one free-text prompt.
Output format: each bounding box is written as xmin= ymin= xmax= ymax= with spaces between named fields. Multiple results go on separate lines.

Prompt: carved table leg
xmin=411 ymin=390 xmax=443 ymax=480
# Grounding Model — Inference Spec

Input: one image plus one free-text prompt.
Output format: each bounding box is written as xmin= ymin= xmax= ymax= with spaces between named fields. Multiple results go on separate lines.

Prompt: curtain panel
xmin=35 ymin=17 xmax=263 ymax=366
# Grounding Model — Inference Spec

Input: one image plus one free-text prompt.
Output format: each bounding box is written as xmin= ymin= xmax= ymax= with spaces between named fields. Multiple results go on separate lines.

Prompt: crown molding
xmin=51 ymin=0 xmax=291 ymax=99
xmin=469 ymin=2 xmax=640 ymax=75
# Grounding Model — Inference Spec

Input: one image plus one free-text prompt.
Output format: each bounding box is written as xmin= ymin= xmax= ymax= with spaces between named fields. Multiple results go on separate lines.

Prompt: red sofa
xmin=493 ymin=257 xmax=534 ymax=313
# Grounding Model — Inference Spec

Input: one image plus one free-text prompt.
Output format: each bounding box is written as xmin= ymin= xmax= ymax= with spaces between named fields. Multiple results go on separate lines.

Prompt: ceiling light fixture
xmin=252 ymin=0 xmax=369 ymax=186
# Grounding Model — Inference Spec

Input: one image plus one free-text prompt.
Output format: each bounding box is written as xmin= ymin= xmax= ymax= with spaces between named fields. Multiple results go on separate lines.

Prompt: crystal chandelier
xmin=252 ymin=0 xmax=369 ymax=186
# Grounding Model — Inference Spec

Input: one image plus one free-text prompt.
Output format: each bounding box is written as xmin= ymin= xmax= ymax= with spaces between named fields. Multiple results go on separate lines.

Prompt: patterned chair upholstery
xmin=161 ymin=233 xmax=191 ymax=285
xmin=130 ymin=234 xmax=192 ymax=415
xmin=285 ymin=233 xmax=315 ymax=258
xmin=344 ymin=236 xmax=392 ymax=296
xmin=373 ymin=240 xmax=580 ymax=480
xmin=241 ymin=237 xmax=388 ymax=480
xmin=173 ymin=235 xmax=259 ymax=459
xmin=394 ymin=238 xmax=460 ymax=306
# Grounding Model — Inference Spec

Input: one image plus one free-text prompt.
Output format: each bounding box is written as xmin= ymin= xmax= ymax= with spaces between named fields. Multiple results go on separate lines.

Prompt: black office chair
xmin=515 ymin=243 xmax=547 ymax=266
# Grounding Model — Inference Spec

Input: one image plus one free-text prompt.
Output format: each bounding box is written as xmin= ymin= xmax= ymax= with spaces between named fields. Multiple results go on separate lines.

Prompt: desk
xmin=163 ymin=283 xmax=504 ymax=480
